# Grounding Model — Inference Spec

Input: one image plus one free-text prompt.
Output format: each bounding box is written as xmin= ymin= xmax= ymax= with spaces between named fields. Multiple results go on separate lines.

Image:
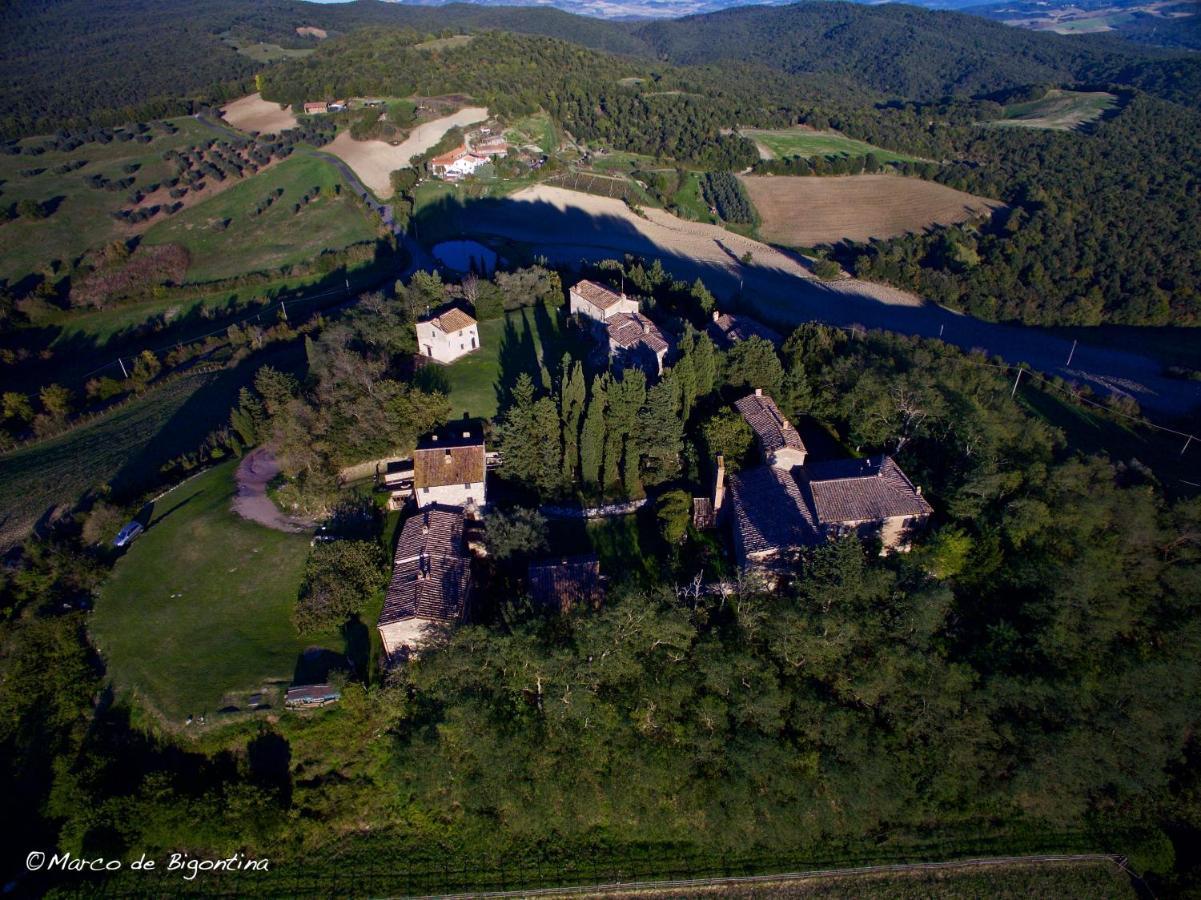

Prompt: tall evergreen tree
xmin=559 ymin=356 xmax=586 ymax=483
xmin=580 ymin=374 xmax=608 ymax=489
xmin=605 ymin=371 xmax=646 ymax=491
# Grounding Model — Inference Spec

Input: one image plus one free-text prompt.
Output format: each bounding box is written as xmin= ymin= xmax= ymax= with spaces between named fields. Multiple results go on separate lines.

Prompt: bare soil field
xmin=741 ymin=174 xmax=1002 ymax=246
xmin=326 ymin=106 xmax=489 ymax=196
xmin=295 ymin=25 xmax=327 ymax=38
xmin=221 ymin=93 xmax=298 ymax=134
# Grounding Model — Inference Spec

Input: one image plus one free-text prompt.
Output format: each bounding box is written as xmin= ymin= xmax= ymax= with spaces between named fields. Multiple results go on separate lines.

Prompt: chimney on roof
xmin=462 ymin=431 xmax=471 ymax=439
xmin=782 ymin=418 xmax=791 ymax=430
xmin=642 ymin=319 xmax=651 ymax=335
xmin=422 ymin=524 xmax=429 ymax=535
xmin=444 ymin=449 xmax=453 ymax=464
xmin=712 ymin=310 xmax=721 ymax=322
xmin=754 ymin=387 xmax=763 ymax=397
xmin=430 ymin=434 xmax=438 ymax=442
xmin=916 ymin=485 xmax=922 ymax=495
xmin=713 ymin=454 xmax=726 ymax=516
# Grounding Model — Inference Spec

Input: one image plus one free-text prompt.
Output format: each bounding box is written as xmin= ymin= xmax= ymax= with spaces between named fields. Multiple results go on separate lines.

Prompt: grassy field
xmin=220 ymin=35 xmax=314 ymax=62
xmin=143 ymin=152 xmax=378 ymax=283
xmin=993 ymin=89 xmax=1119 ymax=131
xmin=440 ymin=305 xmax=589 ymax=420
xmin=741 ymin=174 xmax=1002 ymax=246
xmin=743 ymin=128 xmax=921 ymax=164
xmin=504 ymin=112 xmax=558 ymax=154
xmin=1018 ymin=382 xmax=1201 ymax=499
xmin=0 ymin=117 xmax=214 ymax=283
xmin=545 ymin=512 xmax=660 ymax=590
xmin=672 ymin=171 xmax=719 ymax=224
xmin=0 ymin=343 xmax=304 ymax=549
xmin=92 ymin=460 xmax=342 ymax=723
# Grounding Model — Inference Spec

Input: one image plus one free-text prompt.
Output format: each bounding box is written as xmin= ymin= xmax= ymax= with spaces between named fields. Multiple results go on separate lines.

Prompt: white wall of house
xmin=415 ymin=480 xmax=486 ymax=509
xmin=416 ymin=321 xmax=479 ymax=363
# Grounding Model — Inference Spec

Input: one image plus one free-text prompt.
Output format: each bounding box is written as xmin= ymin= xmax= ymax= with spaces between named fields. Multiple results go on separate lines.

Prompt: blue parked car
xmin=113 ymin=521 xmax=144 ymax=548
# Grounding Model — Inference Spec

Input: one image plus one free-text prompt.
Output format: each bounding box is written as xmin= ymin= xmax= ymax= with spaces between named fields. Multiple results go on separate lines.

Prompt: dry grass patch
xmin=221 ymin=93 xmax=298 ymax=135
xmin=296 ymin=25 xmax=327 ymax=38
xmin=741 ymin=174 xmax=1002 ymax=246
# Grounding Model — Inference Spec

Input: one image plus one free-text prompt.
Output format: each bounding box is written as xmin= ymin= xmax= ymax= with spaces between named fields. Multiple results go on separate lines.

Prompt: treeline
xmin=832 ymin=93 xmax=1201 ymax=325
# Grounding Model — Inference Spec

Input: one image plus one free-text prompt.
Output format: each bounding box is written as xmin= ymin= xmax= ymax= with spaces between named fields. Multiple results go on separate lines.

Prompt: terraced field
xmin=992 ymin=89 xmax=1119 ymax=131
xmin=142 ymin=152 xmax=379 ymax=282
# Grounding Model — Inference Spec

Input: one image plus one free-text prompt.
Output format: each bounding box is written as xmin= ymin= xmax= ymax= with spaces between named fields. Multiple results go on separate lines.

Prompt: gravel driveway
xmin=232 ymin=448 xmax=313 ymax=533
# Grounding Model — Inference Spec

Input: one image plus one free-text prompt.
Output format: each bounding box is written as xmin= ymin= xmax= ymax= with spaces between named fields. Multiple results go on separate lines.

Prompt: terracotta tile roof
xmin=728 ymin=466 xmax=819 ymax=557
xmin=528 ymin=554 xmax=603 ymax=612
xmin=572 ymin=279 xmax=626 ymax=310
xmin=607 ymin=312 xmax=668 ymax=353
xmin=380 ymin=506 xmax=471 ymax=625
xmin=708 ymin=312 xmax=783 ymax=349
xmin=414 ymin=440 xmax=485 ymax=489
xmin=735 ymin=391 xmax=806 ymax=456
xmin=728 ymin=455 xmax=931 ymax=560
xmin=803 ymin=456 xmax=932 ymax=523
xmin=431 ymin=144 xmax=468 ymax=166
xmin=426 ymin=307 xmax=476 ymax=334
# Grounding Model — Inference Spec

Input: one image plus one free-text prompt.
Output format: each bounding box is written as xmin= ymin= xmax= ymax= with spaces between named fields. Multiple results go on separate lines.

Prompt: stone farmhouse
xmin=713 ymin=389 xmax=932 ymax=578
xmin=707 ymin=310 xmax=783 ymax=350
xmin=430 ymin=136 xmax=508 ymax=180
xmin=569 ymin=279 xmax=670 ymax=378
xmin=413 ymin=429 xmax=487 ymax=511
xmin=302 ymin=101 xmax=329 ymax=115
xmin=416 ymin=306 xmax=479 ymax=363
xmin=378 ymin=505 xmax=472 ymax=659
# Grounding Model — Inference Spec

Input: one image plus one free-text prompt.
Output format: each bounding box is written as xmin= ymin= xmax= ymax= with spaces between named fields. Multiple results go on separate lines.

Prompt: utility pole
xmin=1011 ymin=366 xmax=1024 ymax=398
xmin=117 ymin=357 xmax=128 ymax=379
xmin=345 ymin=276 xmax=350 ymax=295
xmin=280 ymin=300 xmax=288 ymax=322
xmin=1183 ymin=435 xmax=1194 ymax=456
xmin=1066 ymin=339 xmax=1077 ymax=367
xmin=938 ymin=323 xmax=944 ymax=338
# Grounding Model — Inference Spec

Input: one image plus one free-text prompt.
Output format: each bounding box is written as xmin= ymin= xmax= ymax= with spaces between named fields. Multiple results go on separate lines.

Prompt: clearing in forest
xmin=325 ymin=106 xmax=489 ymax=196
xmin=92 ymin=461 xmax=344 ymax=724
xmin=220 ymin=92 xmax=299 ymax=134
xmin=740 ymin=174 xmax=1002 ymax=246
xmin=742 ymin=128 xmax=921 ymax=164
xmin=992 ymin=89 xmax=1119 ymax=131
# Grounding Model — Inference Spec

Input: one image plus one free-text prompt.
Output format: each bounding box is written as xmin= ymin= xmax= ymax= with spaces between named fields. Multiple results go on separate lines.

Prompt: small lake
xmin=433 ymin=240 xmax=498 ymax=274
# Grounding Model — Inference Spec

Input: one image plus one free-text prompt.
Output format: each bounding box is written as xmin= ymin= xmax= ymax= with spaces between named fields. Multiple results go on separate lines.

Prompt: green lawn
xmin=545 ymin=512 xmax=659 ymax=590
xmin=440 ymin=305 xmax=589 ymax=420
xmin=143 ymin=152 xmax=378 ymax=283
xmin=92 ymin=460 xmax=341 ymax=723
xmin=504 ymin=112 xmax=558 ymax=154
xmin=744 ymin=128 xmax=921 ymax=164
xmin=0 ymin=117 xmax=213 ymax=283
xmin=672 ymin=171 xmax=719 ymax=224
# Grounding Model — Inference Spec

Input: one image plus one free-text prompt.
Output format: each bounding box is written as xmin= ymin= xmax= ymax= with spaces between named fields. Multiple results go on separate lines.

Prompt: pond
xmin=432 ymin=240 xmax=498 ymax=274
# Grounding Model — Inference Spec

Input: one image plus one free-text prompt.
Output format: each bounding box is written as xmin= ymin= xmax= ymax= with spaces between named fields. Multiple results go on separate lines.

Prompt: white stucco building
xmin=416 ymin=307 xmax=479 ymax=364
xmin=569 ymin=279 xmax=639 ymax=325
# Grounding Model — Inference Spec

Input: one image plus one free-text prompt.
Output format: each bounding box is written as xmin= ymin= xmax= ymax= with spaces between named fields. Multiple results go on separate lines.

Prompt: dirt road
xmin=232 ymin=448 xmax=313 ymax=533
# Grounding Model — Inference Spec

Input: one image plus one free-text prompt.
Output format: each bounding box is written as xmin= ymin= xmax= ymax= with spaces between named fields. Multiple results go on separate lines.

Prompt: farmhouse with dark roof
xmin=378 ymin=506 xmax=472 ymax=659
xmin=412 ymin=428 xmax=487 ymax=510
xmin=712 ymin=389 xmax=932 ymax=576
xmin=528 ymin=554 xmax=604 ymax=613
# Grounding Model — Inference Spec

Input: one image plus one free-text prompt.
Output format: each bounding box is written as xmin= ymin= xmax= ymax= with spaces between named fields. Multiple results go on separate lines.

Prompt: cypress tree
xmin=580 ymin=374 xmax=607 ymax=489
xmin=559 ymin=356 xmax=586 ymax=483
